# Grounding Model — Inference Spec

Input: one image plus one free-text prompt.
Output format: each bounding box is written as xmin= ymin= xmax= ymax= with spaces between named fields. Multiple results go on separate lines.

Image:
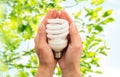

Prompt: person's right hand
xmin=58 ymin=10 xmax=83 ymax=77
xmin=34 ymin=9 xmax=59 ymax=77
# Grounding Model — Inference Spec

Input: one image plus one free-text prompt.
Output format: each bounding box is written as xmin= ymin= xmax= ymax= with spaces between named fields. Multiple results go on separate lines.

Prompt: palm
xmin=35 ymin=10 xmax=59 ymax=68
xmin=58 ymin=44 xmax=79 ymax=69
xmin=43 ymin=43 xmax=56 ymax=65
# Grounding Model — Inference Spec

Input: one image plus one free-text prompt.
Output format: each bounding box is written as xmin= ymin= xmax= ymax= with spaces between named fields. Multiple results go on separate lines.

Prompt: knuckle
xmin=73 ymin=43 xmax=82 ymax=50
xmin=39 ymin=43 xmax=47 ymax=50
xmin=74 ymin=44 xmax=81 ymax=49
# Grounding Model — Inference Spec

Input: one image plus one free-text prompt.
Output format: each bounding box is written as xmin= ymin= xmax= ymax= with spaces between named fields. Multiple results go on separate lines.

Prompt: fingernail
xmin=40 ymin=24 xmax=43 ymax=30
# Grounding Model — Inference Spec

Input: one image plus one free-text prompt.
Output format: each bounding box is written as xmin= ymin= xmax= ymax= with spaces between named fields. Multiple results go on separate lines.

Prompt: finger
xmin=53 ymin=9 xmax=59 ymax=18
xmin=42 ymin=9 xmax=59 ymax=25
xmin=59 ymin=10 xmax=73 ymax=24
xmin=37 ymin=24 xmax=47 ymax=43
xmin=69 ymin=22 xmax=81 ymax=43
xmin=42 ymin=10 xmax=54 ymax=25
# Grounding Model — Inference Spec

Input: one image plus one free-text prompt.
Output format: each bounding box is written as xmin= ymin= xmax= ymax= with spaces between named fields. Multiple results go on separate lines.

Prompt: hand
xmin=34 ymin=9 xmax=59 ymax=77
xmin=58 ymin=10 xmax=83 ymax=77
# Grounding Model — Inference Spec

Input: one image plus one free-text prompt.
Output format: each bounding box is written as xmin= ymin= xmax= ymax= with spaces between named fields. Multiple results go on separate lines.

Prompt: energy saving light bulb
xmin=46 ymin=19 xmax=69 ymax=58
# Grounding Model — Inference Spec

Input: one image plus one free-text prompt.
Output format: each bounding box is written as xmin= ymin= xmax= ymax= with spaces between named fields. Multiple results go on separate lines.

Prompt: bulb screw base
xmin=55 ymin=52 xmax=61 ymax=58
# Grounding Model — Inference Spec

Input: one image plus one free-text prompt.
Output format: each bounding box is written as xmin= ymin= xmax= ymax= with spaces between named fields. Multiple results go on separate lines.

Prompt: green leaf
xmin=102 ymin=9 xmax=112 ymax=17
xmin=75 ymin=11 xmax=81 ymax=18
xmin=101 ymin=17 xmax=114 ymax=24
xmin=80 ymin=67 xmax=87 ymax=73
xmin=87 ymin=52 xmax=96 ymax=57
xmin=47 ymin=2 xmax=56 ymax=8
xmin=84 ymin=7 xmax=92 ymax=16
xmin=89 ymin=12 xmax=98 ymax=20
xmin=91 ymin=0 xmax=104 ymax=5
xmin=6 ymin=74 xmax=10 ymax=77
xmin=88 ymin=25 xmax=92 ymax=32
xmin=0 ymin=61 xmax=8 ymax=72
xmin=15 ymin=71 xmax=29 ymax=77
xmin=55 ymin=66 xmax=62 ymax=76
xmin=18 ymin=24 xmax=27 ymax=33
xmin=95 ymin=25 xmax=103 ymax=32
xmin=95 ymin=70 xmax=103 ymax=74
xmin=93 ymin=58 xmax=100 ymax=62
xmin=94 ymin=6 xmax=102 ymax=12
xmin=99 ymin=51 xmax=107 ymax=56
xmin=31 ymin=69 xmax=37 ymax=76
xmin=89 ymin=42 xmax=98 ymax=48
xmin=95 ymin=38 xmax=102 ymax=42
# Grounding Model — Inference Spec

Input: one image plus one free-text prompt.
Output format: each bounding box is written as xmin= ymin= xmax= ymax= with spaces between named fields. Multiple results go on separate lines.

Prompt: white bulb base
xmin=55 ymin=52 xmax=61 ymax=58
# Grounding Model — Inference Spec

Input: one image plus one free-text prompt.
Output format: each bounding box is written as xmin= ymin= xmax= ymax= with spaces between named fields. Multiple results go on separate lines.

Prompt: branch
xmin=6 ymin=49 xmax=35 ymax=62
xmin=63 ymin=2 xmax=79 ymax=8
xmin=8 ymin=63 xmax=37 ymax=68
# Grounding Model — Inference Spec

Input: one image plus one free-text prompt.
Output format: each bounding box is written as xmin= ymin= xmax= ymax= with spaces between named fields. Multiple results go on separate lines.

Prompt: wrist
xmin=62 ymin=64 xmax=82 ymax=77
xmin=35 ymin=66 xmax=54 ymax=77
xmin=62 ymin=69 xmax=81 ymax=77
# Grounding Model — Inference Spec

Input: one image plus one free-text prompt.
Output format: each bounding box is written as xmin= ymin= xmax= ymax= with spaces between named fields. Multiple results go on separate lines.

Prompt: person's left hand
xmin=34 ymin=9 xmax=59 ymax=77
xmin=58 ymin=10 xmax=83 ymax=77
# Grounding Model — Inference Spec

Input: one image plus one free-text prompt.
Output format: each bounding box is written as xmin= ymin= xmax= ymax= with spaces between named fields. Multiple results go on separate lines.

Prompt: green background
xmin=0 ymin=0 xmax=114 ymax=77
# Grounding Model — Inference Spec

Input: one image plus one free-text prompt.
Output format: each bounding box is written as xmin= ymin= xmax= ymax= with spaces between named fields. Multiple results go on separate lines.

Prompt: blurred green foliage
xmin=0 ymin=0 xmax=114 ymax=77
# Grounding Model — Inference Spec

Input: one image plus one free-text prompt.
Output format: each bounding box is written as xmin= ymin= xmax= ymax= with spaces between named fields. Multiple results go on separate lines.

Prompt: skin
xmin=58 ymin=10 xmax=83 ymax=77
xmin=34 ymin=9 xmax=82 ymax=77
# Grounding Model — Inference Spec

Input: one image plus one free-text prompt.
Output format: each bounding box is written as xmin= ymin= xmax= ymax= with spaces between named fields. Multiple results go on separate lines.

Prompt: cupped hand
xmin=34 ymin=9 xmax=59 ymax=77
xmin=58 ymin=10 xmax=83 ymax=77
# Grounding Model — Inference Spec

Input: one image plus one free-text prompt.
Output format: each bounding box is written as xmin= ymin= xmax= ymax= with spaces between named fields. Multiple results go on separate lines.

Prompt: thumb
xmin=69 ymin=22 xmax=80 ymax=43
xmin=38 ymin=24 xmax=47 ymax=43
